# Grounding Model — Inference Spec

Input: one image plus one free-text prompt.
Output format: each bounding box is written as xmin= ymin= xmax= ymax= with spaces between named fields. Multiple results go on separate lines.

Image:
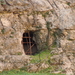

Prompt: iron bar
xmin=22 ymin=42 xmax=33 ymax=43
xmin=28 ymin=32 xmax=32 ymax=55
xmin=25 ymin=44 xmax=35 ymax=54
xmin=23 ymin=37 xmax=31 ymax=38
xmin=22 ymin=31 xmax=36 ymax=55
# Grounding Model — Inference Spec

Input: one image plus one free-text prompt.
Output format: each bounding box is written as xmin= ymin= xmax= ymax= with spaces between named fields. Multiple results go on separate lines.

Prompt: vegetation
xmin=36 ymin=26 xmax=42 ymax=29
xmin=42 ymin=11 xmax=49 ymax=18
xmin=0 ymin=48 xmax=65 ymax=75
xmin=30 ymin=47 xmax=65 ymax=74
xmin=30 ymin=50 xmax=57 ymax=73
xmin=46 ymin=21 xmax=53 ymax=31
xmin=0 ymin=0 xmax=6 ymax=5
xmin=1 ymin=28 xmax=5 ymax=34
xmin=9 ymin=35 xmax=14 ymax=38
xmin=17 ymin=52 xmax=22 ymax=55
xmin=30 ymin=49 xmax=53 ymax=63
xmin=11 ymin=32 xmax=14 ymax=34
xmin=0 ymin=69 xmax=65 ymax=75
xmin=66 ymin=2 xmax=71 ymax=6
xmin=50 ymin=9 xmax=55 ymax=14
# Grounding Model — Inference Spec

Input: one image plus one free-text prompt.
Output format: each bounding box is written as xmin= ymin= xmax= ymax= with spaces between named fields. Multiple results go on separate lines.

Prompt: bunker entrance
xmin=22 ymin=31 xmax=38 ymax=55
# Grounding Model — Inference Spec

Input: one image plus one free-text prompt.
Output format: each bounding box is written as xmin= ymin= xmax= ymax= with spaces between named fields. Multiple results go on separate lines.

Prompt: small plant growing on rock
xmin=36 ymin=26 xmax=42 ymax=29
xmin=66 ymin=2 xmax=71 ymax=6
xmin=11 ymin=32 xmax=14 ymax=34
xmin=0 ymin=0 xmax=6 ymax=4
xmin=9 ymin=35 xmax=14 ymax=38
xmin=17 ymin=52 xmax=22 ymax=55
xmin=46 ymin=22 xmax=50 ymax=30
xmin=42 ymin=11 xmax=49 ymax=18
xmin=46 ymin=21 xmax=52 ymax=31
xmin=50 ymin=9 xmax=55 ymax=14
xmin=1 ymin=28 xmax=5 ymax=34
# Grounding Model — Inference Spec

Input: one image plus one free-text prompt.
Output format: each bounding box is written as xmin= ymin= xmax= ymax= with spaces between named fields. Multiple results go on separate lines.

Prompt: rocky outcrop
xmin=0 ymin=55 xmax=30 ymax=71
xmin=0 ymin=0 xmax=75 ymax=75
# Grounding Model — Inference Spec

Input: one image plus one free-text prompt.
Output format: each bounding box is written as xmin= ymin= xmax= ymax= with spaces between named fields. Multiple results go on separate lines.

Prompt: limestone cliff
xmin=0 ymin=0 xmax=75 ymax=75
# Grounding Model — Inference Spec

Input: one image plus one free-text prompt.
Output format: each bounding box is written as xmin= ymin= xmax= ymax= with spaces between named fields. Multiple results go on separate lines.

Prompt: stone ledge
xmin=0 ymin=0 xmax=52 ymax=12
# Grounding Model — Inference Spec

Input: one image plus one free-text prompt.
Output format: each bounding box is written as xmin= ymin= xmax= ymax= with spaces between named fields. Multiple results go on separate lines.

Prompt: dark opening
xmin=22 ymin=31 xmax=38 ymax=55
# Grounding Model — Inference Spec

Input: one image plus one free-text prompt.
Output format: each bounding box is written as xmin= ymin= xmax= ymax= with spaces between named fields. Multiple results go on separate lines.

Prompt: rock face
xmin=0 ymin=0 xmax=75 ymax=75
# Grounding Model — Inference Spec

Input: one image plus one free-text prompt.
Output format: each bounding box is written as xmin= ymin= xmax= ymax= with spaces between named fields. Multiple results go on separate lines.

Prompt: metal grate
xmin=22 ymin=31 xmax=37 ymax=55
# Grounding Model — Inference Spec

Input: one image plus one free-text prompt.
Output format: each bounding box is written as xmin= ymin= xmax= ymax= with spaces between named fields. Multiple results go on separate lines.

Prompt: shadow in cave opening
xmin=22 ymin=31 xmax=38 ymax=55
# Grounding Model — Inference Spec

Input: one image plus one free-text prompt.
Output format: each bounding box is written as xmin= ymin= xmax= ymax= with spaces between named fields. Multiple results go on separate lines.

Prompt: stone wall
xmin=0 ymin=0 xmax=75 ymax=75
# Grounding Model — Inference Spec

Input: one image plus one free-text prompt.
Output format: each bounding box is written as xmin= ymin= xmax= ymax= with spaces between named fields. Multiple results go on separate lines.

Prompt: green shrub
xmin=1 ymin=28 xmax=5 ymax=34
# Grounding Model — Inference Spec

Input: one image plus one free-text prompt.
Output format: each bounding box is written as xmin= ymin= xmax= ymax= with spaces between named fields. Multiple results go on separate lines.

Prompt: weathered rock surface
xmin=0 ymin=0 xmax=75 ymax=75
xmin=0 ymin=55 xmax=31 ymax=71
xmin=27 ymin=62 xmax=49 ymax=72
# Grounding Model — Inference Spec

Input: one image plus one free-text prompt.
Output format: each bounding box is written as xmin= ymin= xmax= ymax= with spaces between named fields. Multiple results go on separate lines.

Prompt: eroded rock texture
xmin=0 ymin=0 xmax=75 ymax=75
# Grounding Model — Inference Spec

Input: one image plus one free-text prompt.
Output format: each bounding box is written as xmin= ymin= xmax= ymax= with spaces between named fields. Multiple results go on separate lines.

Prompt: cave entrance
xmin=22 ymin=31 xmax=38 ymax=55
